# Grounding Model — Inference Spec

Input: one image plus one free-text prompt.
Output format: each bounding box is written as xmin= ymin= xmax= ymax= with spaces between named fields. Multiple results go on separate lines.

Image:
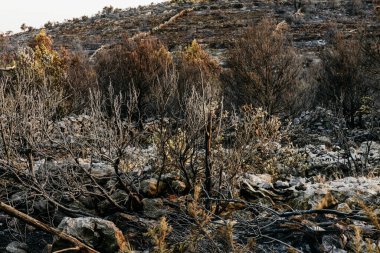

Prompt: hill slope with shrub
xmin=0 ymin=1 xmax=379 ymax=252
xmin=10 ymin=0 xmax=379 ymax=58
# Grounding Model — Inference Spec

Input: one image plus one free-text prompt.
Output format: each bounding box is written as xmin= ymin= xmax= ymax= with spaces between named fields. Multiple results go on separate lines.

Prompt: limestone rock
xmin=336 ymin=203 xmax=352 ymax=213
xmin=140 ymin=178 xmax=166 ymax=197
xmin=52 ymin=217 xmax=128 ymax=253
xmin=291 ymin=177 xmax=380 ymax=209
xmin=142 ymin=198 xmax=167 ymax=219
xmin=289 ymin=177 xmax=306 ymax=187
xmin=240 ymin=173 xmax=273 ymax=189
xmin=274 ymin=180 xmax=290 ymax=189
xmin=6 ymin=242 xmax=28 ymax=253
xmin=171 ymin=180 xmax=187 ymax=193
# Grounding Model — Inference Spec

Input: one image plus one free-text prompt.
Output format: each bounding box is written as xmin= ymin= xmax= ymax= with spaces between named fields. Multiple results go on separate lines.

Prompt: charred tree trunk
xmin=205 ymin=112 xmax=212 ymax=210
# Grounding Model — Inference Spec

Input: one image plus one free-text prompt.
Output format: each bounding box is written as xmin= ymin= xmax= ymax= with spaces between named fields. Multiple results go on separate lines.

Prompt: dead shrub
xmin=60 ymin=49 xmax=98 ymax=114
xmin=176 ymin=39 xmax=221 ymax=102
xmin=317 ymin=30 xmax=376 ymax=127
xmin=94 ymin=35 xmax=174 ymax=119
xmin=347 ymin=0 xmax=364 ymax=15
xmin=219 ymin=105 xmax=307 ymax=179
xmin=0 ymin=30 xmax=97 ymax=117
xmin=226 ymin=18 xmax=303 ymax=115
xmin=0 ymin=35 xmax=16 ymax=68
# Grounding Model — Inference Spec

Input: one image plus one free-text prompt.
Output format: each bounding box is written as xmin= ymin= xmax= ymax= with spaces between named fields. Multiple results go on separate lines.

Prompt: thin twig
xmin=52 ymin=246 xmax=80 ymax=253
xmin=280 ymin=209 xmax=371 ymax=222
xmin=261 ymin=235 xmax=304 ymax=253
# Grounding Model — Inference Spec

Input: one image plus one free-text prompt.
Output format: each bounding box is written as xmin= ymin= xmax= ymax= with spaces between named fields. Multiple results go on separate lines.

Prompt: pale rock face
xmin=289 ymin=177 xmax=306 ymax=187
xmin=336 ymin=203 xmax=352 ymax=213
xmin=274 ymin=180 xmax=290 ymax=189
xmin=239 ymin=173 xmax=273 ymax=188
xmin=294 ymin=177 xmax=380 ymax=209
xmin=52 ymin=217 xmax=128 ymax=253
xmin=140 ymin=178 xmax=167 ymax=197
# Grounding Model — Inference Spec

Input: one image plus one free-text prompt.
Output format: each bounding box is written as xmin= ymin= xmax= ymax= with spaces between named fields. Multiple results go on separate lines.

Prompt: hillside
xmin=11 ymin=0 xmax=379 ymax=60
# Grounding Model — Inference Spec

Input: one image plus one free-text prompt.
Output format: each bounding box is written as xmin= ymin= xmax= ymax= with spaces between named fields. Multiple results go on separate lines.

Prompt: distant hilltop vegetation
xmin=8 ymin=0 xmax=379 ymax=61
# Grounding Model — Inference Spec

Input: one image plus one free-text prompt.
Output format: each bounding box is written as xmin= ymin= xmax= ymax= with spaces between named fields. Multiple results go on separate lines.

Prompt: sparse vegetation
xmin=0 ymin=1 xmax=379 ymax=252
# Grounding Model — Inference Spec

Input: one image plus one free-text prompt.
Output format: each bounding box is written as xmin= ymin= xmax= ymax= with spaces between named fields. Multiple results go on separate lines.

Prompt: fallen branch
xmin=280 ymin=209 xmax=371 ymax=222
xmin=53 ymin=246 xmax=80 ymax=253
xmin=261 ymin=235 xmax=304 ymax=253
xmin=0 ymin=201 xmax=99 ymax=253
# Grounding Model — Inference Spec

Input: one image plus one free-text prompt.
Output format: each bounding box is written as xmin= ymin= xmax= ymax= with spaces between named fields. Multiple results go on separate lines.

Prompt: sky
xmin=0 ymin=0 xmax=165 ymax=33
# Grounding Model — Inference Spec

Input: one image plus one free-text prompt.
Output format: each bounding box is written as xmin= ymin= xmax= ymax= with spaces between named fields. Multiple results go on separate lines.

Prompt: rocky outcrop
xmin=293 ymin=177 xmax=380 ymax=209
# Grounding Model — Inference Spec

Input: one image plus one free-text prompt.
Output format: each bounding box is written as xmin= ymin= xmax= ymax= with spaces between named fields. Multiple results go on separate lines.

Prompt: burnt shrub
xmin=225 ymin=18 xmax=303 ymax=115
xmin=94 ymin=35 xmax=174 ymax=118
xmin=0 ymin=30 xmax=98 ymax=117
xmin=176 ymin=39 xmax=221 ymax=100
xmin=60 ymin=49 xmax=98 ymax=114
xmin=316 ymin=30 xmax=378 ymax=127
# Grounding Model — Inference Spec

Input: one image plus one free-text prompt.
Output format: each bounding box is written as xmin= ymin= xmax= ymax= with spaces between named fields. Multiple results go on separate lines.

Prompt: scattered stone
xmin=274 ymin=180 xmax=290 ymax=189
xmin=140 ymin=178 xmax=166 ymax=197
xmin=292 ymin=177 xmax=380 ymax=209
xmin=240 ymin=173 xmax=273 ymax=189
xmin=171 ymin=180 xmax=187 ymax=193
xmin=77 ymin=158 xmax=115 ymax=177
xmin=318 ymin=136 xmax=332 ymax=146
xmin=6 ymin=242 xmax=28 ymax=253
xmin=336 ymin=203 xmax=352 ymax=213
xmin=77 ymin=195 xmax=95 ymax=209
xmin=142 ymin=198 xmax=167 ymax=219
xmin=322 ymin=235 xmax=347 ymax=253
xmin=289 ymin=177 xmax=306 ymax=187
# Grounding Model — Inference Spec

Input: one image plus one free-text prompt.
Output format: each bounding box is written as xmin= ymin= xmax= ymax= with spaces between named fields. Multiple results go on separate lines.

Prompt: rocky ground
xmin=0 ymin=106 xmax=379 ymax=252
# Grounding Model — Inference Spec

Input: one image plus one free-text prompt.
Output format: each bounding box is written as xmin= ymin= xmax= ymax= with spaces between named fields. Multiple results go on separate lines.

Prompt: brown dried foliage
xmin=176 ymin=39 xmax=221 ymax=99
xmin=227 ymin=18 xmax=302 ymax=115
xmin=94 ymin=35 xmax=173 ymax=117
xmin=60 ymin=48 xmax=98 ymax=114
